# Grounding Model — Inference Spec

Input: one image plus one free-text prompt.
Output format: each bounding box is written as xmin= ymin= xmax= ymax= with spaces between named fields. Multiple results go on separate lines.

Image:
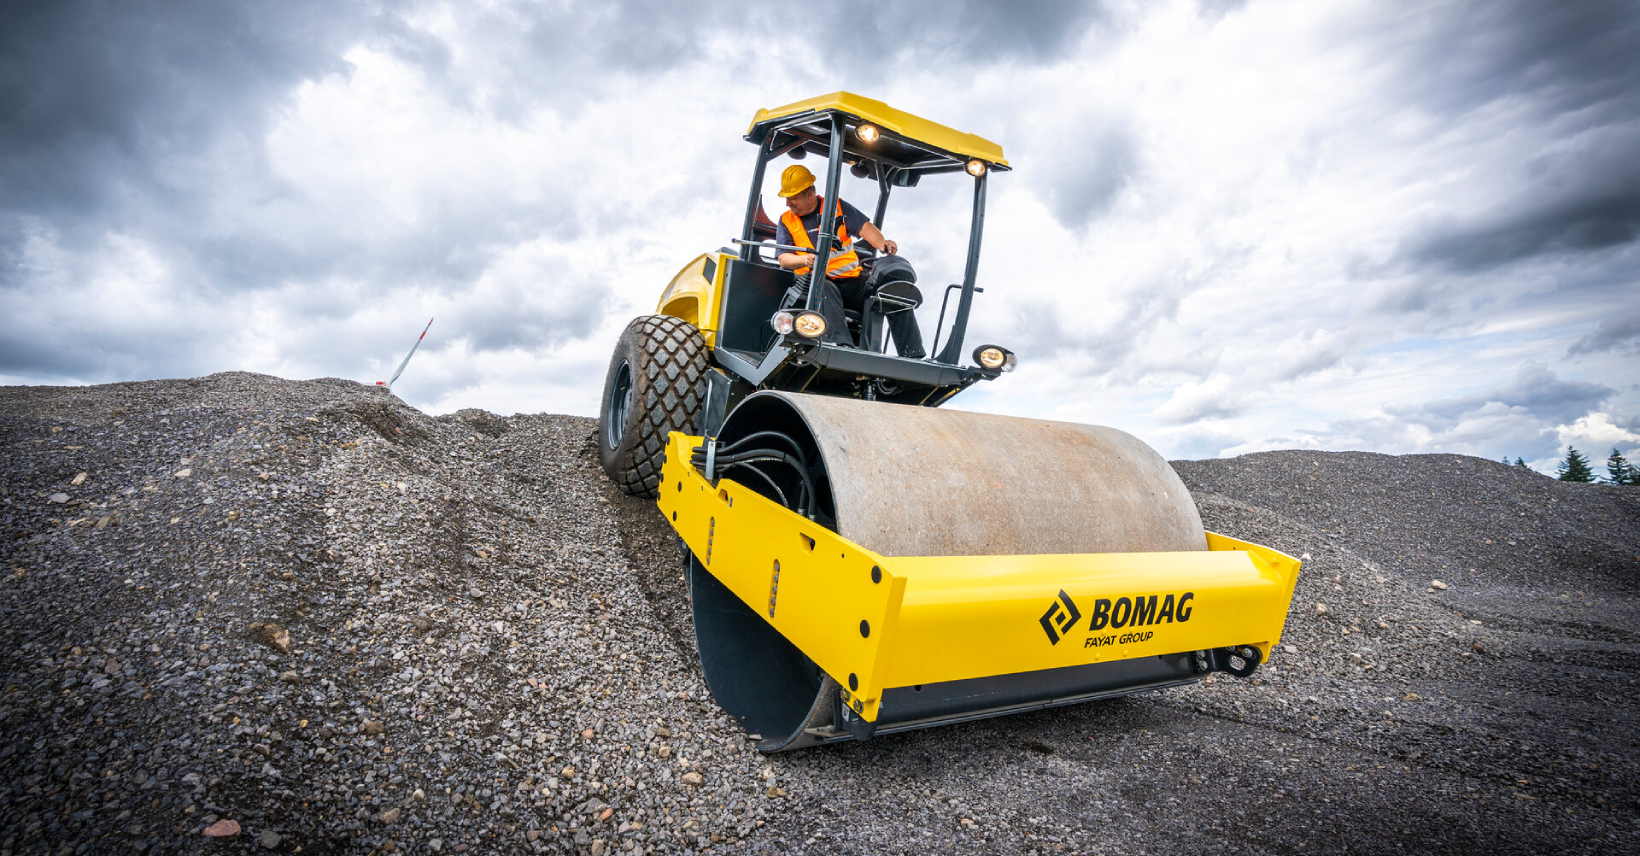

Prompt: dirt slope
xmin=3 ymin=374 xmax=1636 ymax=855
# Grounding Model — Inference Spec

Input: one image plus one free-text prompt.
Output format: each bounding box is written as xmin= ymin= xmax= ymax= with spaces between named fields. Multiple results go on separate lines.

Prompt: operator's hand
xmin=881 ymin=239 xmax=898 ymax=255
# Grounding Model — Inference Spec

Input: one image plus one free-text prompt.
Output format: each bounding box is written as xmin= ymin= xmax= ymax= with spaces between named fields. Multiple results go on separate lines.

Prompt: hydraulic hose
xmin=720 ymin=460 xmax=788 ymax=509
xmin=713 ymin=430 xmax=809 ymax=465
xmin=690 ymin=443 xmax=818 ymax=518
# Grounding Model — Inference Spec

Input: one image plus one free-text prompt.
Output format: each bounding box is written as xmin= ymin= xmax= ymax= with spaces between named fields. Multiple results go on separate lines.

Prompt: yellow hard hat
xmin=778 ymin=164 xmax=816 ymax=198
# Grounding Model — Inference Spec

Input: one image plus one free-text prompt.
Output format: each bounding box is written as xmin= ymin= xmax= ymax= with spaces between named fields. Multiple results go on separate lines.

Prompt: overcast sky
xmin=4 ymin=0 xmax=1637 ymax=470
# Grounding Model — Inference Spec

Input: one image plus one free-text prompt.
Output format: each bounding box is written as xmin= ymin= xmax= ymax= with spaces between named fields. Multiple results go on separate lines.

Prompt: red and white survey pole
xmin=377 ymin=317 xmax=434 ymax=393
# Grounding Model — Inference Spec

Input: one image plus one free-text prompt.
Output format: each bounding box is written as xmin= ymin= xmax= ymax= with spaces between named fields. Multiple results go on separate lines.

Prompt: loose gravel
xmin=2 ymin=374 xmax=771 ymax=855
xmin=3 ymin=373 xmax=1637 ymax=855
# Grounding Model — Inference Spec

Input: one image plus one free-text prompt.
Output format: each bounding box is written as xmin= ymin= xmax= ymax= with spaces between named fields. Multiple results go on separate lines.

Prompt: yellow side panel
xmin=657 ymin=432 xmax=904 ymax=722
xmin=655 ymin=252 xmax=727 ymax=350
xmin=658 ymin=432 xmax=1302 ymax=723
xmin=1207 ymin=530 xmax=1304 ymax=624
xmin=748 ymin=92 xmax=1009 ymax=167
xmin=884 ymin=546 xmax=1298 ymax=688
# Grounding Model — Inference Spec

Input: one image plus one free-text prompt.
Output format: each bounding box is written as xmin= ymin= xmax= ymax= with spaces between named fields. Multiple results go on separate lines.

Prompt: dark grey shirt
xmin=775 ymin=197 xmax=871 ymax=250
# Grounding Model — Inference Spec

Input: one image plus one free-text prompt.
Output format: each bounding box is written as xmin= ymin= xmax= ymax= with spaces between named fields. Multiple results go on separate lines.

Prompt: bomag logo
xmin=1040 ymin=590 xmax=1195 ymax=646
xmin=1089 ymin=592 xmax=1194 ymax=630
xmin=1038 ymin=589 xmax=1081 ymax=645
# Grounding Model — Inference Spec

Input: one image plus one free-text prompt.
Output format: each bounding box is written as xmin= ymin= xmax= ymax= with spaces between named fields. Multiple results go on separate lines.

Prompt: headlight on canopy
xmin=973 ymin=345 xmax=1017 ymax=372
xmin=966 ymin=159 xmax=988 ymax=177
xmin=856 ymin=123 xmax=879 ymax=143
xmin=793 ymin=311 xmax=828 ymax=339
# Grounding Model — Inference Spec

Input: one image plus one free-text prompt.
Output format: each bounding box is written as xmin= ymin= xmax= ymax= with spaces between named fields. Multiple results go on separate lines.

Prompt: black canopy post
xmin=934 ymin=171 xmax=987 ymax=365
xmin=739 ymin=136 xmax=775 ymax=261
xmin=804 ymin=118 xmax=847 ymax=312
xmin=873 ymin=166 xmax=892 ymax=229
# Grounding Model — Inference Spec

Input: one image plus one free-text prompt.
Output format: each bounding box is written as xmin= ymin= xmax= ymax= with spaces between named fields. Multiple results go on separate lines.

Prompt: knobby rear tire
xmin=597 ymin=315 xmax=708 ymax=497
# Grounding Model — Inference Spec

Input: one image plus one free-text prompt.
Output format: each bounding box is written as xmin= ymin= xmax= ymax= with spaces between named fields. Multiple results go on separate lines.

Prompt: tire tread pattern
xmin=606 ymin=315 xmax=707 ymax=498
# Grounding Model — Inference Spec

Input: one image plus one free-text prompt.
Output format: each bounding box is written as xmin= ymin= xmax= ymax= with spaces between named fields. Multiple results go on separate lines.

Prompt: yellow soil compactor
xmin=597 ymin=94 xmax=1300 ymax=752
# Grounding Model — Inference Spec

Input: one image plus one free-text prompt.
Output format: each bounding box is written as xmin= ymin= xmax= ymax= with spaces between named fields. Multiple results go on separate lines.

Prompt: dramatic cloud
xmin=2 ymin=1 xmax=378 ymax=234
xmin=1040 ymin=120 xmax=1139 ymax=230
xmin=2 ymin=0 xmax=1636 ymax=470
xmin=1569 ymin=311 xmax=1640 ymax=357
xmin=1391 ymin=0 xmax=1640 ymax=123
xmin=1394 ymin=364 xmax=1611 ymax=429
xmin=1402 ymin=124 xmax=1640 ymax=273
xmin=1154 ymin=373 xmax=1244 ymax=425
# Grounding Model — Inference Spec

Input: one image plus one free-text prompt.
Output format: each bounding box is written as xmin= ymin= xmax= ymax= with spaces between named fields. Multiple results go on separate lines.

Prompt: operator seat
xmin=844 ymin=255 xmax=922 ymax=354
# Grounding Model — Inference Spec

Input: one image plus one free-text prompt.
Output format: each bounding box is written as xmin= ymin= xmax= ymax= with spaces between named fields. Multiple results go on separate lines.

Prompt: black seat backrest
xmin=718 ymin=259 xmax=794 ymax=355
xmin=751 ymin=201 xmax=778 ymax=242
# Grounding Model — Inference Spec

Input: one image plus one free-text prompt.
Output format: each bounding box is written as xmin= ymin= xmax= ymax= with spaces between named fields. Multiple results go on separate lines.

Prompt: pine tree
xmin=1514 ymin=457 xmax=1529 ymax=469
xmin=1607 ymin=448 xmax=1636 ymax=486
xmin=1557 ymin=446 xmax=1595 ymax=483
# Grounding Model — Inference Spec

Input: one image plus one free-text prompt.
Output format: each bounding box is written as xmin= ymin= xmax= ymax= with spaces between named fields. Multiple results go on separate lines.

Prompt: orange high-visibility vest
xmin=782 ymin=198 xmax=864 ymax=278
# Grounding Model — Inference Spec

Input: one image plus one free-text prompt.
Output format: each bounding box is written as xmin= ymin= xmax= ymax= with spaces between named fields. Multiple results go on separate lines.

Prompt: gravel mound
xmin=1172 ymin=451 xmax=1640 ymax=589
xmin=2 ymin=374 xmax=772 ymax=854
xmin=3 ymin=374 xmax=1636 ymax=855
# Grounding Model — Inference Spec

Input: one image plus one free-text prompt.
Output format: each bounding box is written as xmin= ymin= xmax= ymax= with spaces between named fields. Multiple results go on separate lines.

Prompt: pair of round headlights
xmin=772 ymin=310 xmax=1016 ymax=372
xmin=771 ymin=310 xmax=827 ymax=339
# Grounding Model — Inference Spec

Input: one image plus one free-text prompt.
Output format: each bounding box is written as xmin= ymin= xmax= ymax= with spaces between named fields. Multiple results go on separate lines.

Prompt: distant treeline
xmin=1507 ymin=447 xmax=1638 ymax=484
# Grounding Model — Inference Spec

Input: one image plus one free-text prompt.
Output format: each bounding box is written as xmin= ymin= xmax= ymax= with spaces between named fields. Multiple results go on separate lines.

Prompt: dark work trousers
xmin=790 ymin=272 xmax=926 ymax=358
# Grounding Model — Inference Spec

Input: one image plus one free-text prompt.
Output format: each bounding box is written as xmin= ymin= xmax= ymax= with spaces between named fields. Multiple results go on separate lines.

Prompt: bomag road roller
xmin=596 ymin=93 xmax=1300 ymax=752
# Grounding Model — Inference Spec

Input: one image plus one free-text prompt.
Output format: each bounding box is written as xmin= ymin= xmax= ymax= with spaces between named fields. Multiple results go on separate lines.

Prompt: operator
xmin=774 ymin=164 xmax=926 ymax=359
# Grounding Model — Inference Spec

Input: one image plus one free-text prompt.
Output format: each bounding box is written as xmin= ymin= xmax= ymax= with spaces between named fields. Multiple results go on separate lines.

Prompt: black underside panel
xmin=876 ymin=654 xmax=1200 ymax=733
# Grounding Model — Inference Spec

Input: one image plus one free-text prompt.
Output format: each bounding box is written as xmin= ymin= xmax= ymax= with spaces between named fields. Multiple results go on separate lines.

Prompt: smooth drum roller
xmin=685 ymin=392 xmax=1214 ymax=750
xmin=612 ymin=94 xmax=1302 ymax=752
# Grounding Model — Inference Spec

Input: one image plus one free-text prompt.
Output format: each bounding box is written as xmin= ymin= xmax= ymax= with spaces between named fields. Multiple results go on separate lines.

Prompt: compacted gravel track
xmin=2 ymin=374 xmax=1636 ymax=855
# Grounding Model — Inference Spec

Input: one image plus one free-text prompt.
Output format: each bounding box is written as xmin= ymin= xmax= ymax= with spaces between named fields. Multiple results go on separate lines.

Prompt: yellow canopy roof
xmin=748 ymin=92 xmax=1008 ymax=167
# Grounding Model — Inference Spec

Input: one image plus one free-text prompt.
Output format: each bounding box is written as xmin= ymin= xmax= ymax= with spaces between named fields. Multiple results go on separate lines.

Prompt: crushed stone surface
xmin=3 ymin=373 xmax=1637 ymax=854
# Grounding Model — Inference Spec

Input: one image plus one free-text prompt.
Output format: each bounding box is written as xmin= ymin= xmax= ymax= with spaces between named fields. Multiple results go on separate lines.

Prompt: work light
xmin=770 ymin=311 xmax=795 ymax=335
xmin=856 ymin=124 xmax=879 ymax=143
xmin=974 ymin=345 xmax=1016 ymax=372
xmin=793 ymin=312 xmax=828 ymax=339
xmin=966 ymin=159 xmax=987 ymax=177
